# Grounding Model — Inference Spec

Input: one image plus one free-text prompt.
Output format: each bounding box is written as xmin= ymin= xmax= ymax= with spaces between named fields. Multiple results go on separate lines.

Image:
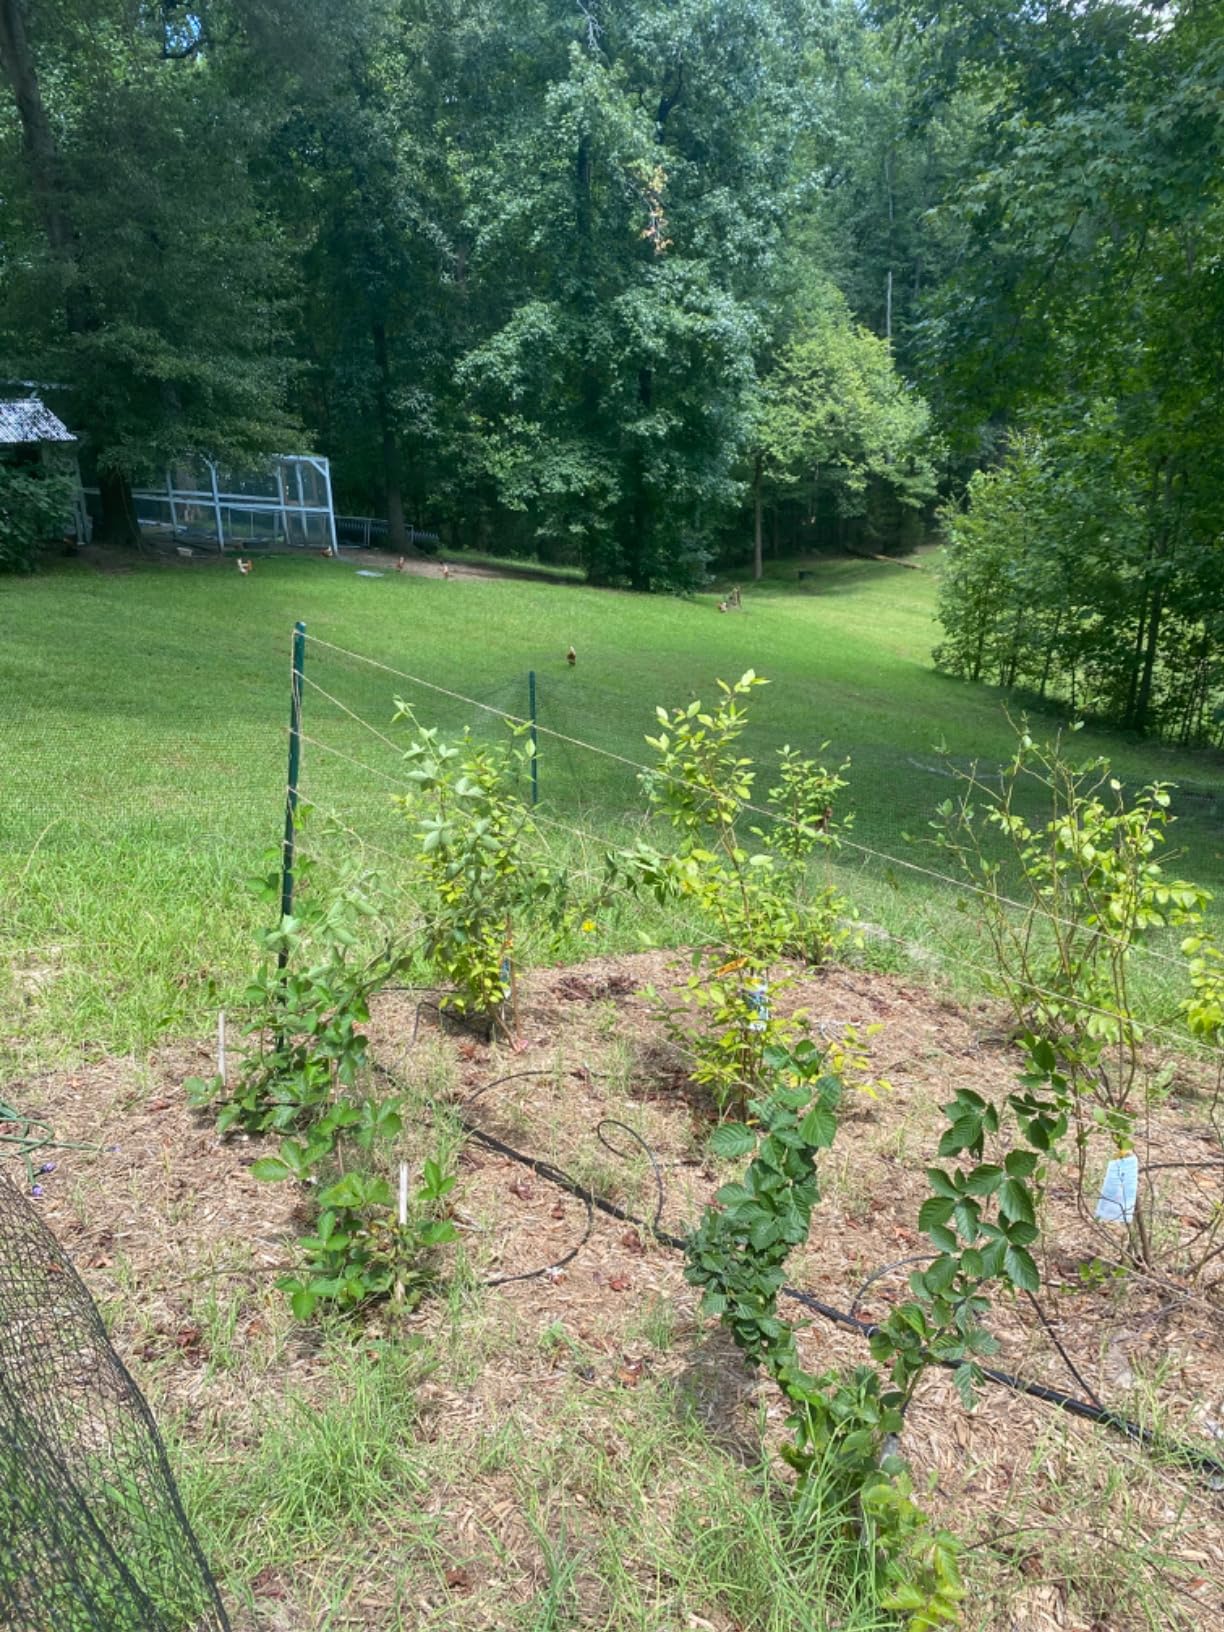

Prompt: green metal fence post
xmin=278 ymin=621 xmax=307 ymax=970
xmin=528 ymin=669 xmax=539 ymax=806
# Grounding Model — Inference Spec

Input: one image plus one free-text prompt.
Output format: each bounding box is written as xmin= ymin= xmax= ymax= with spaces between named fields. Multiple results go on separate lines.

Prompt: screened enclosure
xmin=122 ymin=454 xmax=338 ymax=553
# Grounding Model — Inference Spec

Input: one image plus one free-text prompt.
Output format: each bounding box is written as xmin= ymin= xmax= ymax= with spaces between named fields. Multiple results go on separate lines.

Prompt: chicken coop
xmin=123 ymin=454 xmax=338 ymax=554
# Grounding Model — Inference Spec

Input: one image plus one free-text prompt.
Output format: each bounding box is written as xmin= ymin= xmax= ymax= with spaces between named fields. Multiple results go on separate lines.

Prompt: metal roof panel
xmin=0 ymin=398 xmax=76 ymax=445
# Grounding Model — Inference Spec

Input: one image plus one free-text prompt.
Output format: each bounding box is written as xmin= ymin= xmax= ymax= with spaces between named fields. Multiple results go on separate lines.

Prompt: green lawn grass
xmin=2 ymin=546 xmax=1221 ymax=1059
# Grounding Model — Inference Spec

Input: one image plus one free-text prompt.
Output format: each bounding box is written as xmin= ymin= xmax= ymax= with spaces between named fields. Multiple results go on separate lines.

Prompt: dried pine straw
xmin=4 ymin=951 xmax=1222 ymax=1629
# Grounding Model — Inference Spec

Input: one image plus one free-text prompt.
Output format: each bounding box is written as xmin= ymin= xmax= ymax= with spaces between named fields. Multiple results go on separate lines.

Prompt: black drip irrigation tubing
xmin=376 ymin=1057 xmax=1224 ymax=1489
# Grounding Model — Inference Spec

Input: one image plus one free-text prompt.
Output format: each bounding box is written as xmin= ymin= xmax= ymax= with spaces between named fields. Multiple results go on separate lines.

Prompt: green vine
xmin=685 ymin=1040 xmax=965 ymax=1629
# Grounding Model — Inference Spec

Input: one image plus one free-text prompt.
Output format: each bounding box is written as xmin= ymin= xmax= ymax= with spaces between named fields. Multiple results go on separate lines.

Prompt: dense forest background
xmin=1 ymin=1 xmax=1221 ymax=741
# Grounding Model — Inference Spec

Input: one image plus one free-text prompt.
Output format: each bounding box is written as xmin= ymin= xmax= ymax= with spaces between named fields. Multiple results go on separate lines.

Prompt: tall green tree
xmin=0 ymin=0 xmax=309 ymax=540
xmin=748 ymin=283 xmax=937 ymax=577
xmin=441 ymin=0 xmax=818 ymax=588
xmin=914 ymin=0 xmax=1224 ymax=738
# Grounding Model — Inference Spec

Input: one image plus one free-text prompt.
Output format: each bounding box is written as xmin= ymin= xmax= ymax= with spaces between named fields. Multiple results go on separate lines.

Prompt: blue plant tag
xmin=500 ymin=956 xmax=513 ymax=1001
xmin=1095 ymin=1153 xmax=1139 ymax=1224
xmin=747 ymin=979 xmax=770 ymax=1034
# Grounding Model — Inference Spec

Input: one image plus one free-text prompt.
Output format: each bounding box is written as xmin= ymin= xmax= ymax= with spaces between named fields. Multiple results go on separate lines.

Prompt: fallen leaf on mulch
xmin=621 ymin=1229 xmax=645 ymax=1254
xmin=509 ymin=1179 xmax=534 ymax=1201
xmin=444 ymin=1567 xmax=472 ymax=1592
xmin=608 ymin=1275 xmax=631 ymax=1292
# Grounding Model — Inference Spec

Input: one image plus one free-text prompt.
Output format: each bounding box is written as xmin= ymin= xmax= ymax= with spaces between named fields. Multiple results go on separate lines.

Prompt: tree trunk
xmin=95 ymin=468 xmax=140 ymax=547
xmin=1132 ymin=588 xmax=1163 ymax=735
xmin=1038 ymin=610 xmax=1061 ymax=698
xmin=626 ymin=368 xmax=653 ymax=590
xmin=371 ymin=320 xmax=407 ymax=553
xmin=1132 ymin=462 xmax=1176 ymax=735
xmin=883 ymin=147 xmax=895 ymax=339
xmin=752 ymin=454 xmax=763 ymax=580
xmin=1124 ymin=590 xmax=1149 ymax=728
xmin=0 ymin=0 xmax=73 ymax=260
xmin=0 ymin=4 xmax=143 ymax=542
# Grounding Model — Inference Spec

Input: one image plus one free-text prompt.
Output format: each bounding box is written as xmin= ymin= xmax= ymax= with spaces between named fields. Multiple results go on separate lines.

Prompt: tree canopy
xmin=2 ymin=0 xmax=1221 ymax=736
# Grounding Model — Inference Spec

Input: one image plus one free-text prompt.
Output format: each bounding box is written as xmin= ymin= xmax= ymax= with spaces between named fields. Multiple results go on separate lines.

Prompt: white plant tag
xmin=747 ymin=979 xmax=770 ymax=1034
xmin=1095 ymin=1153 xmax=1139 ymax=1224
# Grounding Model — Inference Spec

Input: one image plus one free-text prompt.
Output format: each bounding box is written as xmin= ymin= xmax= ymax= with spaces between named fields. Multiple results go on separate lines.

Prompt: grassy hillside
xmin=2 ymin=546 xmax=1221 ymax=1057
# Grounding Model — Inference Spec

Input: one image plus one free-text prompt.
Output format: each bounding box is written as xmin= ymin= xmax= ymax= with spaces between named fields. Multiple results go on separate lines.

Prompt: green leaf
xmin=925 ymin=1167 xmax=960 ymax=1199
xmin=917 ymin=1196 xmax=955 ymax=1232
xmin=923 ymin=1255 xmax=957 ymax=1295
xmin=1004 ymin=1245 xmax=1040 ymax=1293
xmin=937 ymin=1116 xmax=981 ymax=1157
xmin=250 ymin=1157 xmax=292 ymax=1183
xmin=951 ymin=1363 xmax=977 ymax=1411
xmin=289 ymin=1286 xmax=318 ymax=1320
xmin=998 ymin=1179 xmax=1035 ymax=1225
xmin=709 ymin=1124 xmax=757 ymax=1159
xmin=797 ymin=1106 xmax=837 ymax=1148
xmin=962 ymin=1163 xmax=1003 ymax=1196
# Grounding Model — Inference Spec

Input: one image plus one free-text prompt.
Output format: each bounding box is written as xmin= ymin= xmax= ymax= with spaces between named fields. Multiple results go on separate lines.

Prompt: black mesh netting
xmin=0 ymin=1169 xmax=230 ymax=1631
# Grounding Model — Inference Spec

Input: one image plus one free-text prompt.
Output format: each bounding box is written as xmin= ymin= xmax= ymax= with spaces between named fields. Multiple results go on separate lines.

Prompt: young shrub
xmin=931 ymin=724 xmax=1210 ymax=1261
xmin=393 ymin=710 xmax=571 ymax=1035
xmin=1179 ymin=929 xmax=1224 ymax=1275
xmin=268 ymin=1159 xmax=459 ymax=1321
xmin=0 ymin=463 xmax=76 ymax=573
xmin=611 ymin=672 xmax=852 ymax=1116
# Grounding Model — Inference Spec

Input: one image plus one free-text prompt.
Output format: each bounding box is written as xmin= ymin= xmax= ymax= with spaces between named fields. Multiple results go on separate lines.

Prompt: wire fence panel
xmin=1 ymin=615 xmax=1218 ymax=1056
xmin=0 ymin=1170 xmax=230 ymax=1632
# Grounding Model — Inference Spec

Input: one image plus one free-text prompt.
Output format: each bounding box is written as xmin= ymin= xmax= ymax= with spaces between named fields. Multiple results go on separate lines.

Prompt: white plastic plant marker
xmin=1095 ymin=1153 xmax=1139 ymax=1224
xmin=217 ymin=1009 xmax=226 ymax=1084
xmin=747 ymin=978 xmax=770 ymax=1034
xmin=399 ymin=1162 xmax=408 ymax=1227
